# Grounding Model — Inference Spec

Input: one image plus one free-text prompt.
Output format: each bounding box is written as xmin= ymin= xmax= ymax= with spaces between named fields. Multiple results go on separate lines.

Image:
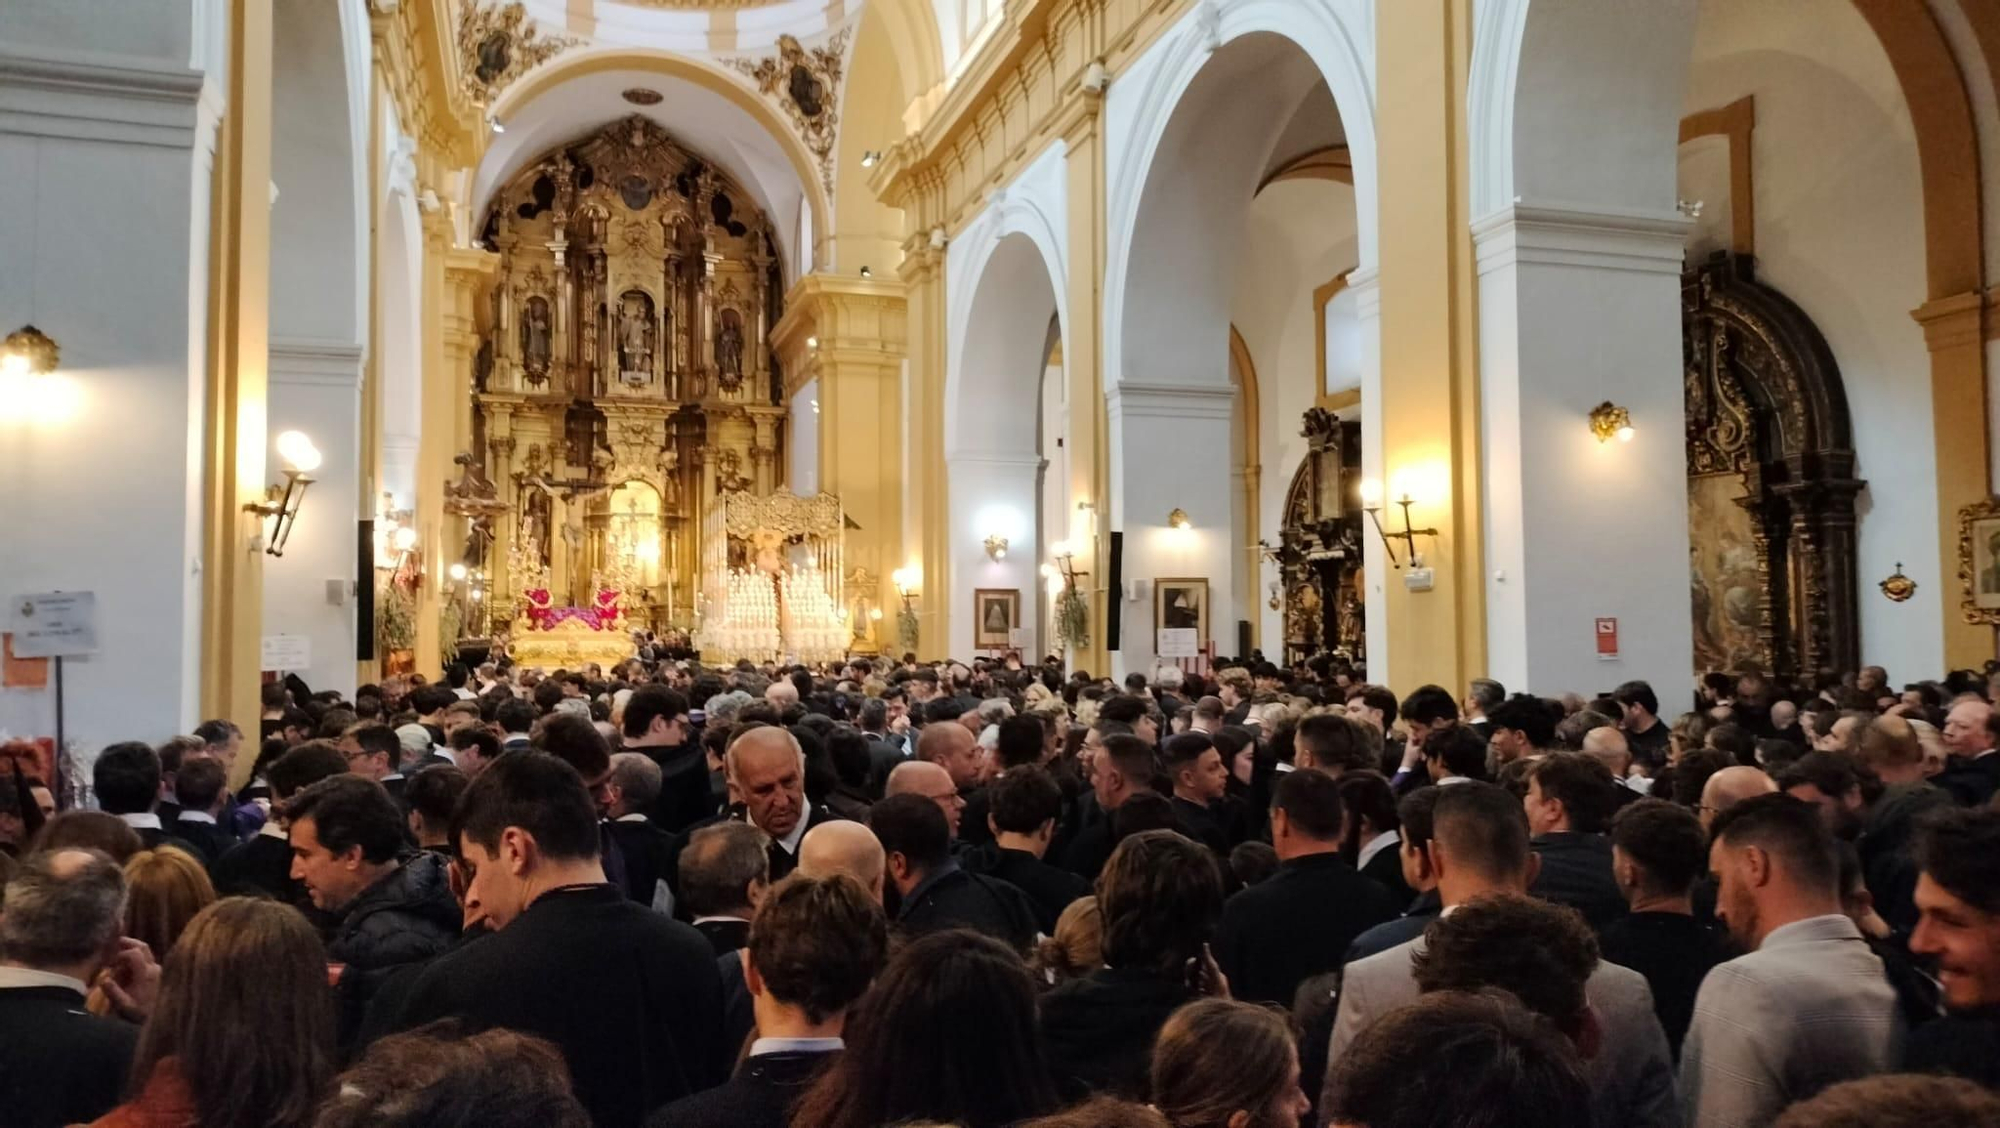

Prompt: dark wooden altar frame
xmin=1683 ymin=252 xmax=1863 ymax=680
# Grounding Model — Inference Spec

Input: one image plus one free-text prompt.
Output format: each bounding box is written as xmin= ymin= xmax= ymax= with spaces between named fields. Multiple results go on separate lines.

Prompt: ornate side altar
xmin=694 ymin=489 xmax=849 ymax=664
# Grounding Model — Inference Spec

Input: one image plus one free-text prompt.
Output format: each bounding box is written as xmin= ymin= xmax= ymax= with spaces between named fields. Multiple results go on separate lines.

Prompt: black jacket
xmin=330 ymin=853 xmax=460 ymax=1054
xmin=1170 ymin=795 xmax=1233 ymax=857
xmin=1039 ymin=968 xmax=1198 ymax=1101
xmin=0 ymin=984 xmax=138 ymax=1128
xmin=1529 ymin=831 xmax=1628 ymax=932
xmin=643 ymin=743 xmax=720 ymax=834
xmin=694 ymin=918 xmax=751 ymax=957
xmin=607 ymin=816 xmax=678 ymax=908
xmin=896 ymin=864 xmax=1041 ymax=954
xmin=1904 ymin=1008 xmax=2000 ymax=1088
xmin=645 ymin=1048 xmax=836 ymax=1128
xmin=1212 ymin=852 xmax=1399 ymax=1006
xmin=169 ymin=815 xmax=238 ymax=865
xmin=962 ymin=844 xmax=1089 ymax=934
xmin=1936 ymin=752 xmax=2000 ymax=807
xmin=1597 ymin=910 xmax=1727 ymax=1058
xmin=394 ymin=884 xmax=727 ymax=1128
xmin=1344 ymin=889 xmax=1442 ymax=963
xmin=1861 ymin=782 xmax=1954 ymax=934
xmin=132 ymin=824 xmax=204 ymax=860
xmin=1359 ymin=839 xmax=1415 ymax=907
xmin=958 ymin=784 xmax=995 ymax=847
xmin=670 ymin=805 xmax=842 ymax=901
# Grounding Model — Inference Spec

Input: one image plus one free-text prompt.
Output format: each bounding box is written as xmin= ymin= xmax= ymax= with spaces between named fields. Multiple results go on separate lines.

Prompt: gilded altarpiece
xmin=1274 ymin=409 xmax=1364 ymax=665
xmin=474 ymin=115 xmax=787 ymax=634
xmin=1683 ymin=253 xmax=1862 ymax=681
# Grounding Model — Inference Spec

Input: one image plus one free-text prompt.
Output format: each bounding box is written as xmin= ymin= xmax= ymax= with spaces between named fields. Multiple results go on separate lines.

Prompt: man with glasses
xmin=338 ymin=722 xmax=409 ymax=804
xmin=885 ymin=760 xmax=965 ymax=839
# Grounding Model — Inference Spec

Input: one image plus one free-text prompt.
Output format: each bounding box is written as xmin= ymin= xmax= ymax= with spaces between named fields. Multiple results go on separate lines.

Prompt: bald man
xmin=1698 ymin=765 xmax=1776 ymax=832
xmin=1936 ymin=698 xmax=2000 ymax=806
xmin=1582 ymin=727 xmax=1641 ymax=792
xmin=799 ymin=819 xmax=887 ymax=904
xmin=919 ymin=720 xmax=991 ymax=846
xmin=886 ymin=759 xmax=964 ymax=839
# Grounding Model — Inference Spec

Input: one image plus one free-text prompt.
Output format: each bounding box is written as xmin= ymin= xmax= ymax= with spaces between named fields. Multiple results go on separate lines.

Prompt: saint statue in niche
xmin=715 ymin=308 xmax=745 ymax=389
xmin=521 ymin=295 xmax=552 ymax=377
xmin=618 ymin=292 xmax=654 ymax=382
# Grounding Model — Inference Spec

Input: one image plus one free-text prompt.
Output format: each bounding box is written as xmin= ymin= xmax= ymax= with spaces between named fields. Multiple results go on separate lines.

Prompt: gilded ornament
xmin=728 ymin=31 xmax=850 ymax=198
xmin=457 ymin=1 xmax=577 ymax=106
xmin=1878 ymin=562 xmax=1916 ymax=604
xmin=1956 ymin=496 xmax=2000 ymax=626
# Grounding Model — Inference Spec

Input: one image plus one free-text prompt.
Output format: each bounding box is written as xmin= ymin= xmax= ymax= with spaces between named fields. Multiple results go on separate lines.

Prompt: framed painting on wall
xmin=1155 ymin=578 xmax=1210 ymax=646
xmin=1958 ymin=497 xmax=2000 ymax=623
xmin=974 ymin=588 xmax=1020 ymax=649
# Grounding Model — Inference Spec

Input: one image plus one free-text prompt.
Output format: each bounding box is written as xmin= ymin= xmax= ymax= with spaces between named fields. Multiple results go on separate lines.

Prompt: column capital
xmin=1106 ymin=381 xmax=1235 ymax=420
xmin=1472 ymin=203 xmax=1689 ymax=278
xmin=1911 ymin=290 xmax=1986 ymax=351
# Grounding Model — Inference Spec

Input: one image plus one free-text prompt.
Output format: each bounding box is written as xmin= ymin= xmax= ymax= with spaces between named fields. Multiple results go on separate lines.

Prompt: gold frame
xmin=1957 ymin=496 xmax=2000 ymax=624
xmin=973 ymin=588 xmax=1020 ymax=650
xmin=1155 ymin=577 xmax=1211 ymax=647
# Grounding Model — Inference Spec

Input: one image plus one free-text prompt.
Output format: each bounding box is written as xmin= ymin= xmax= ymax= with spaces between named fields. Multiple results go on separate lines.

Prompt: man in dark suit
xmin=92 ymin=742 xmax=202 ymax=857
xmin=679 ymin=821 xmax=770 ymax=956
xmin=1524 ymin=752 xmax=1628 ymax=932
xmin=165 ymin=755 xmax=238 ymax=864
xmin=1060 ymin=732 xmax=1158 ymax=881
xmin=604 ymin=752 xmax=679 ymax=910
xmin=338 ymin=722 xmax=411 ymax=805
xmin=1346 ymin=786 xmax=1445 ymax=962
xmin=874 ymin=793 xmax=1039 ymax=955
xmin=624 ymin=687 xmax=714 ymax=833
xmin=1212 ymin=768 xmax=1398 ymax=1006
xmin=858 ymin=697 xmax=908 ymax=797
xmin=0 ymin=848 xmax=151 ymax=1128
xmin=963 ymin=765 xmax=1088 ymax=934
xmin=1165 ymin=731 xmax=1235 ymax=856
xmin=392 ymin=753 xmax=726 ymax=1128
xmin=1935 ymin=699 xmax=2000 ymax=806
xmin=646 ymin=873 xmax=889 ymax=1128
xmin=211 ymin=742 xmax=348 ymax=909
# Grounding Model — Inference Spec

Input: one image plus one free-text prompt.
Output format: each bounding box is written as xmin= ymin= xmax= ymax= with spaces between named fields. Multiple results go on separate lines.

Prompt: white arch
xmin=1104 ymin=0 xmax=1378 ymax=395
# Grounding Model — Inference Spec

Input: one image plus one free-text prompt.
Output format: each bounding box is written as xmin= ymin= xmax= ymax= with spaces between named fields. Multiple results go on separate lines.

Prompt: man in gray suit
xmin=1322 ymin=782 xmax=1678 ymax=1128
xmin=1679 ymin=794 xmax=1901 ymax=1127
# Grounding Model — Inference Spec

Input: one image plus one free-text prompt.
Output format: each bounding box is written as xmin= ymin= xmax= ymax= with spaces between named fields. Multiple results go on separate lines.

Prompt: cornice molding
xmin=270 ymin=339 xmax=367 ymax=388
xmin=0 ymin=45 xmax=204 ymax=149
xmin=1472 ymin=203 xmax=1689 ymax=278
xmin=1106 ymin=380 xmax=1235 ymax=421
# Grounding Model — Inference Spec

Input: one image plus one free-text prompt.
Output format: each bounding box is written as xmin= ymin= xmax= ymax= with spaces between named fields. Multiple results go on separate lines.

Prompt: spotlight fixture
xmin=1588 ymin=401 xmax=1635 ymax=443
xmin=859 ymin=265 xmax=872 ymax=278
xmin=489 ymin=116 xmax=505 ymax=134
xmin=1358 ymin=477 xmax=1439 ymax=570
xmin=1 ymin=324 xmax=60 ymax=378
xmin=246 ymin=430 xmax=321 ymax=557
xmin=861 ymin=150 xmax=881 ymax=168
xmin=806 ymin=336 xmax=819 ymax=350
xmin=1167 ymin=508 xmax=1191 ymax=531
xmin=984 ymin=534 xmax=1010 ymax=561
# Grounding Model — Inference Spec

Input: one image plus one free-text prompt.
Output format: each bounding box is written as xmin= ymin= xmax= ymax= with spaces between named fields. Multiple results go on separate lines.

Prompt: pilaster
xmin=1061 ymin=86 xmax=1110 ymax=675
xmin=898 ymin=231 xmax=951 ymax=658
xmin=772 ymin=274 xmax=911 ymax=656
xmin=1914 ymin=292 xmax=1994 ymax=665
xmin=199 ymin=0 xmax=274 ymax=743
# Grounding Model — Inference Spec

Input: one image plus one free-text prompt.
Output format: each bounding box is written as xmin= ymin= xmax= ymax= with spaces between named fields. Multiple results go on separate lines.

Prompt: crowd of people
xmin=3 ymin=651 xmax=2000 ymax=1127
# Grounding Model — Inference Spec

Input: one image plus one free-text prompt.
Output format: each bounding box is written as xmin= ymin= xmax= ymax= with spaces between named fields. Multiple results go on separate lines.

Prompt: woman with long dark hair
xmin=790 ymin=929 xmax=1058 ymax=1128
xmin=88 ymin=898 xmax=334 ymax=1128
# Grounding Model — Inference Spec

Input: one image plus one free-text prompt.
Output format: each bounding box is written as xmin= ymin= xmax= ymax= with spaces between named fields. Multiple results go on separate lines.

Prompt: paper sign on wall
xmin=1157 ymin=628 xmax=1199 ymax=659
xmin=262 ymin=635 xmax=312 ymax=672
xmin=9 ymin=591 xmax=99 ymax=658
xmin=1595 ymin=617 xmax=1620 ymax=661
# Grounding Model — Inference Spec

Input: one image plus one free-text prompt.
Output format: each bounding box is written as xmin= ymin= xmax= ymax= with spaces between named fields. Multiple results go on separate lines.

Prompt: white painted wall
xmin=790 ymin=378 xmax=820 ymax=495
xmin=0 ymin=11 xmax=214 ymax=751
xmin=1231 ymin=178 xmax=1357 ymax=650
xmin=1684 ymin=0 xmax=1944 ymax=675
xmin=267 ymin=345 xmax=362 ymax=697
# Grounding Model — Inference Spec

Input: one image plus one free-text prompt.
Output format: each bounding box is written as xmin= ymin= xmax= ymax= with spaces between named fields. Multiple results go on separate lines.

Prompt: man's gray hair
xmin=1555 ymin=709 xmax=1618 ymax=751
xmin=705 ymin=690 xmax=754 ymax=724
xmin=1153 ymin=664 xmax=1185 ymax=691
xmin=978 ymin=698 xmax=1015 ymax=726
xmin=678 ymin=821 xmax=772 ymax=917
xmin=608 ymin=752 xmax=662 ymax=812
xmin=1468 ymin=678 xmax=1506 ymax=713
xmin=0 ymin=848 xmax=127 ymax=968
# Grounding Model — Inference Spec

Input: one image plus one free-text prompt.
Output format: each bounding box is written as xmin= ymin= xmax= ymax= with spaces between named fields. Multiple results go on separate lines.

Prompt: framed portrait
xmin=974 ymin=589 xmax=1020 ymax=649
xmin=1958 ymin=498 xmax=2000 ymax=623
xmin=1155 ymin=578 xmax=1210 ymax=644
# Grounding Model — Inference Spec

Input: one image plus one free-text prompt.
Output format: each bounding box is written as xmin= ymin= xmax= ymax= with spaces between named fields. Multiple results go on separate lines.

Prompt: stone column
xmin=1061 ymin=90 xmax=1110 ymax=675
xmin=898 ymin=228 xmax=952 ymax=658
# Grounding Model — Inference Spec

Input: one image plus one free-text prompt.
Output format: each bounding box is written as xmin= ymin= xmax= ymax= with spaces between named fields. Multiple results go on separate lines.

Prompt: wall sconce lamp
xmin=861 ymin=150 xmax=881 ymax=168
xmin=1167 ymin=508 xmax=1191 ymax=531
xmin=2 ymin=324 xmax=60 ymax=378
xmin=246 ymin=430 xmax=321 ymax=557
xmin=1358 ymin=477 xmax=1438 ymax=569
xmin=891 ymin=566 xmax=920 ymax=604
xmin=1048 ymin=540 xmax=1088 ymax=588
xmin=1589 ymin=401 xmax=1635 ymax=443
xmin=984 ymin=534 xmax=1009 ymax=561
